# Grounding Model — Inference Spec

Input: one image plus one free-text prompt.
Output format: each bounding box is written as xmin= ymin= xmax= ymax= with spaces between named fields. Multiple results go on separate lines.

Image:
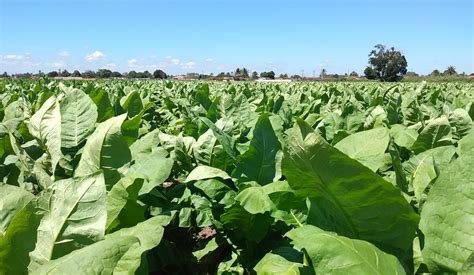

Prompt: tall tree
xmin=72 ymin=70 xmax=82 ymax=77
xmin=96 ymin=69 xmax=112 ymax=78
xmin=320 ymin=68 xmax=327 ymax=79
xmin=350 ymin=71 xmax=359 ymax=77
xmin=260 ymin=71 xmax=275 ymax=79
xmin=444 ymin=66 xmax=457 ymax=76
xmin=60 ymin=70 xmax=71 ymax=77
xmin=47 ymin=71 xmax=59 ymax=77
xmin=242 ymin=68 xmax=249 ymax=78
xmin=82 ymin=70 xmax=96 ymax=78
xmin=112 ymin=71 xmax=122 ymax=77
xmin=364 ymin=67 xmax=377 ymax=80
xmin=251 ymin=71 xmax=259 ymax=79
xmin=153 ymin=69 xmax=167 ymax=79
xmin=430 ymin=69 xmax=441 ymax=77
xmin=364 ymin=44 xmax=408 ymax=82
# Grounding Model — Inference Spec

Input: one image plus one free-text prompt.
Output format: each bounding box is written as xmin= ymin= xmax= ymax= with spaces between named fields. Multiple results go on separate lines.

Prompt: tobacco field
xmin=0 ymin=80 xmax=473 ymax=274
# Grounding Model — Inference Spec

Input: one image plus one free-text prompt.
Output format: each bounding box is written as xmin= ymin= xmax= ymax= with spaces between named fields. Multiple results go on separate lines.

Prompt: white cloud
xmin=205 ymin=58 xmax=214 ymax=62
xmin=150 ymin=55 xmax=157 ymax=59
xmin=171 ymin=58 xmax=180 ymax=65
xmin=85 ymin=51 xmax=105 ymax=61
xmin=3 ymin=54 xmax=25 ymax=60
xmin=182 ymin=61 xmax=196 ymax=69
xmin=127 ymin=58 xmax=138 ymax=67
xmin=165 ymin=55 xmax=172 ymax=59
xmin=103 ymin=63 xmax=117 ymax=69
xmin=47 ymin=61 xmax=66 ymax=68
xmin=57 ymin=51 xmax=70 ymax=57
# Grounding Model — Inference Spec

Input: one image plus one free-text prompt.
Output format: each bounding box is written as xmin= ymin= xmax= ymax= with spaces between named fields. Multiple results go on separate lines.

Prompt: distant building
xmin=53 ymin=76 xmax=84 ymax=80
xmin=173 ymin=75 xmax=186 ymax=80
xmin=256 ymin=78 xmax=292 ymax=82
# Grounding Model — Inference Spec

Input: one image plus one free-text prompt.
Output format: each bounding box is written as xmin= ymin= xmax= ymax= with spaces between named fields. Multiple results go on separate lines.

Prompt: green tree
xmin=96 ymin=69 xmax=112 ymax=78
xmin=153 ymin=69 xmax=167 ymax=79
xmin=364 ymin=67 xmax=377 ymax=80
xmin=60 ymin=70 xmax=71 ymax=77
xmin=320 ymin=68 xmax=327 ymax=79
xmin=72 ymin=70 xmax=82 ymax=77
xmin=112 ymin=71 xmax=122 ymax=78
xmin=444 ymin=66 xmax=457 ymax=76
xmin=365 ymin=44 xmax=407 ymax=82
xmin=142 ymin=71 xmax=152 ymax=78
xmin=127 ymin=71 xmax=138 ymax=78
xmin=350 ymin=71 xmax=359 ymax=77
xmin=260 ymin=71 xmax=275 ymax=79
xmin=430 ymin=69 xmax=441 ymax=77
xmin=1 ymin=72 xmax=9 ymax=78
xmin=82 ymin=70 xmax=96 ymax=78
xmin=47 ymin=71 xmax=59 ymax=77
xmin=242 ymin=68 xmax=249 ymax=78
xmin=251 ymin=71 xmax=259 ymax=79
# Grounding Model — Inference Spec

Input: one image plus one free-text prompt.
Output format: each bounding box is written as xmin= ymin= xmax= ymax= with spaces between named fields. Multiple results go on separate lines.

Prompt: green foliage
xmin=0 ymin=79 xmax=472 ymax=274
xmin=365 ymin=44 xmax=408 ymax=82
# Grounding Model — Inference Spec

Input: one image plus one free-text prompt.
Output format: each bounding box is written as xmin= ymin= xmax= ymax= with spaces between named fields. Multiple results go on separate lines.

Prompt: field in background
xmin=0 ymin=79 xmax=473 ymax=274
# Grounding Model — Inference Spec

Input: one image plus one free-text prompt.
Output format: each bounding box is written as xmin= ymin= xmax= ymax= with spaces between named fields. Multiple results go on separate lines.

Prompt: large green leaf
xmin=128 ymin=148 xmax=174 ymax=195
xmin=334 ymin=127 xmax=389 ymax=172
xmin=130 ymin=128 xmax=161 ymax=159
xmin=286 ymin=225 xmax=406 ymax=274
xmin=0 ymin=184 xmax=34 ymax=236
xmin=390 ymin=124 xmax=418 ymax=149
xmin=0 ymin=172 xmax=106 ymax=273
xmin=234 ymin=113 xmax=281 ymax=184
xmin=419 ymin=149 xmax=474 ymax=272
xmin=282 ymin=119 xmax=418 ymax=255
xmin=200 ymin=117 xmax=237 ymax=159
xmin=254 ymin=247 xmax=310 ymax=275
xmin=404 ymin=146 xmax=456 ymax=201
xmin=192 ymin=129 xmax=218 ymax=166
xmin=104 ymin=215 xmax=169 ymax=273
xmin=75 ymin=114 xmax=131 ymax=188
xmin=120 ymin=90 xmax=143 ymax=118
xmin=28 ymin=95 xmax=62 ymax=172
xmin=185 ymin=165 xmax=230 ymax=182
xmin=459 ymin=130 xmax=474 ymax=155
xmin=448 ymin=108 xmax=472 ymax=141
xmin=89 ymin=88 xmax=114 ymax=122
xmin=412 ymin=116 xmax=452 ymax=154
xmin=106 ymin=176 xmax=145 ymax=231
xmin=59 ymin=88 xmax=98 ymax=148
xmin=220 ymin=204 xmax=273 ymax=243
xmin=32 ymin=236 xmax=139 ymax=275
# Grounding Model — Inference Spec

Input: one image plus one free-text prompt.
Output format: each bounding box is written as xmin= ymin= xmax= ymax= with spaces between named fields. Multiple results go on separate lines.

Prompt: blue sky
xmin=0 ymin=0 xmax=472 ymax=75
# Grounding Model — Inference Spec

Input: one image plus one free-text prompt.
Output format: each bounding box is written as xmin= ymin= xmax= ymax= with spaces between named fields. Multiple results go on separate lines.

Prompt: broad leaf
xmin=0 ymin=184 xmax=34 ymax=236
xmin=60 ymin=88 xmax=98 ymax=148
xmin=234 ymin=113 xmax=281 ymax=184
xmin=412 ymin=116 xmax=452 ymax=154
xmin=334 ymin=127 xmax=389 ymax=172
xmin=419 ymin=149 xmax=474 ymax=272
xmin=0 ymin=172 xmax=106 ymax=273
xmin=286 ymin=225 xmax=406 ymax=274
xmin=28 ymin=95 xmax=62 ymax=172
xmin=75 ymin=114 xmax=131 ymax=188
xmin=185 ymin=165 xmax=230 ymax=182
xmin=32 ymin=236 xmax=139 ymax=275
xmin=282 ymin=119 xmax=418 ymax=256
xmin=390 ymin=124 xmax=418 ymax=149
